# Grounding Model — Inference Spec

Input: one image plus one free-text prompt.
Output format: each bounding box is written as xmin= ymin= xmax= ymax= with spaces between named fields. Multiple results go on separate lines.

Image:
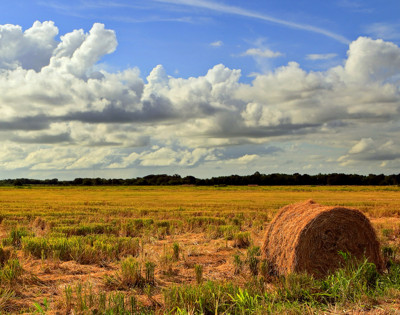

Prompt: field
xmin=1 ymin=185 xmax=400 ymax=314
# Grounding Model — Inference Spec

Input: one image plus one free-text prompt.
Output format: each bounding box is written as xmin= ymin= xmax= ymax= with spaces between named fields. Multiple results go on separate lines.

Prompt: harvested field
xmin=0 ymin=185 xmax=400 ymax=313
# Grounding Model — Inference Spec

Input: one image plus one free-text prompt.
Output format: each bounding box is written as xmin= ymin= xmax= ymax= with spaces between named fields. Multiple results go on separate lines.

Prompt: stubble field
xmin=0 ymin=185 xmax=400 ymax=314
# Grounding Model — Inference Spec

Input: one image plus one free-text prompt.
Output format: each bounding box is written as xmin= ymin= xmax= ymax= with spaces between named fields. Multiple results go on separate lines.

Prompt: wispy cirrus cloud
xmin=100 ymin=15 xmax=195 ymax=24
xmin=153 ymin=0 xmax=350 ymax=44
xmin=38 ymin=0 xmax=351 ymax=42
xmin=306 ymin=53 xmax=337 ymax=60
xmin=365 ymin=22 xmax=400 ymax=40
xmin=37 ymin=1 xmax=195 ymax=24
xmin=38 ymin=1 xmax=155 ymax=11
xmin=337 ymin=0 xmax=373 ymax=13
xmin=210 ymin=40 xmax=223 ymax=47
xmin=242 ymin=48 xmax=283 ymax=58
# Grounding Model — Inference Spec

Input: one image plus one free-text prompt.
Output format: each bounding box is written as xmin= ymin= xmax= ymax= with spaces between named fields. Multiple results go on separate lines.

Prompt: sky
xmin=0 ymin=0 xmax=400 ymax=180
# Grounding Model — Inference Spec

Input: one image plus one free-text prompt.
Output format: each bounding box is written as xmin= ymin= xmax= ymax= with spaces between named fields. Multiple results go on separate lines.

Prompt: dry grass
xmin=263 ymin=200 xmax=383 ymax=277
xmin=0 ymin=185 xmax=399 ymax=313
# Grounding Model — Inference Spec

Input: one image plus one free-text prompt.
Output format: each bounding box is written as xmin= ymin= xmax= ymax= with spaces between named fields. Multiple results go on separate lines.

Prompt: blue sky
xmin=3 ymin=0 xmax=398 ymax=77
xmin=0 ymin=0 xmax=400 ymax=179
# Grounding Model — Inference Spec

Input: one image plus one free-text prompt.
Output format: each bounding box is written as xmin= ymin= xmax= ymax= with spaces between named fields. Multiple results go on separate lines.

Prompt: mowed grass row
xmin=1 ymin=185 xmax=399 ymax=235
xmin=1 ymin=185 xmax=400 ymax=216
xmin=0 ymin=185 xmax=400 ymax=313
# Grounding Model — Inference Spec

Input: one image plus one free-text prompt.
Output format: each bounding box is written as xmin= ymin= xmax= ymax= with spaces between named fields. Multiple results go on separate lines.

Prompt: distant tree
xmin=82 ymin=178 xmax=93 ymax=186
xmin=73 ymin=178 xmax=83 ymax=185
xmin=13 ymin=179 xmax=23 ymax=186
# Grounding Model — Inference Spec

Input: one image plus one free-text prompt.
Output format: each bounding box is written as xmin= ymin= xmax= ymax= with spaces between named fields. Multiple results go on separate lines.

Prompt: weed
xmin=221 ymin=225 xmax=240 ymax=240
xmin=207 ymin=224 xmax=240 ymax=240
xmin=382 ymin=245 xmax=398 ymax=270
xmin=229 ymin=287 xmax=263 ymax=314
xmin=56 ymin=223 xmax=118 ymax=236
xmin=157 ymin=226 xmax=168 ymax=239
xmin=383 ymin=262 xmax=400 ymax=290
xmin=164 ymin=281 xmax=237 ymax=314
xmin=276 ymin=273 xmax=316 ymax=303
xmin=22 ymin=235 xmax=141 ymax=264
xmin=120 ymin=256 xmax=144 ymax=288
xmin=161 ymin=253 xmax=174 ymax=276
xmin=187 ymin=217 xmax=226 ymax=231
xmin=319 ymin=256 xmax=380 ymax=304
xmin=381 ymin=228 xmax=393 ymax=238
xmin=252 ymin=219 xmax=265 ymax=232
xmin=0 ymin=288 xmax=15 ymax=311
xmin=0 ymin=258 xmax=23 ymax=285
xmin=231 ymin=217 xmax=243 ymax=228
xmin=64 ymin=282 xmax=146 ymax=314
xmin=32 ymin=298 xmax=49 ymax=314
xmin=0 ymin=247 xmax=11 ymax=267
xmin=194 ymin=264 xmax=203 ymax=284
xmin=246 ymin=246 xmax=261 ymax=276
xmin=233 ymin=253 xmax=243 ymax=275
xmin=160 ymin=244 xmax=175 ymax=276
xmin=145 ymin=261 xmax=156 ymax=285
xmin=106 ymin=256 xmax=157 ymax=290
xmin=64 ymin=285 xmax=73 ymax=313
xmin=260 ymin=259 xmax=272 ymax=280
xmin=123 ymin=218 xmax=154 ymax=237
xmin=172 ymin=242 xmax=180 ymax=261
xmin=3 ymin=227 xmax=30 ymax=248
xmin=234 ymin=231 xmax=251 ymax=248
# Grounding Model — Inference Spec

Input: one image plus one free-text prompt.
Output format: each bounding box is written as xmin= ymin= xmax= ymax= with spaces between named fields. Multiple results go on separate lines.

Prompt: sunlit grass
xmin=0 ymin=185 xmax=400 ymax=313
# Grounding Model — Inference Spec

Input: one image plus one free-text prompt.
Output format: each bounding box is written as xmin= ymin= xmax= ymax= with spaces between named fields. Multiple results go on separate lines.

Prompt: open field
xmin=1 ymin=185 xmax=400 ymax=314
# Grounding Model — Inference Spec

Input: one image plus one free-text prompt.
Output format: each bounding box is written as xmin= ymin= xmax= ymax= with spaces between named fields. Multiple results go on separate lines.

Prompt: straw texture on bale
xmin=262 ymin=200 xmax=383 ymax=277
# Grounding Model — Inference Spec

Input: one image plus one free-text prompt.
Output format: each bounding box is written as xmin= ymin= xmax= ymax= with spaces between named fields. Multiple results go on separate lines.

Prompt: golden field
xmin=0 ymin=185 xmax=400 ymax=314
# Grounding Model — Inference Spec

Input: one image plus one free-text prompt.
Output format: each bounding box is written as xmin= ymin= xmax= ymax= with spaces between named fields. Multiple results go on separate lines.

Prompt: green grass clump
xmin=233 ymin=231 xmax=251 ymax=248
xmin=318 ymin=255 xmax=381 ymax=305
xmin=164 ymin=281 xmax=239 ymax=314
xmin=160 ymin=252 xmax=174 ymax=276
xmin=2 ymin=228 xmax=30 ymax=248
xmin=122 ymin=218 xmax=154 ymax=237
xmin=207 ymin=224 xmax=240 ymax=240
xmin=246 ymin=246 xmax=261 ymax=276
xmin=154 ymin=219 xmax=183 ymax=236
xmin=187 ymin=217 xmax=226 ymax=231
xmin=194 ymin=264 xmax=203 ymax=285
xmin=274 ymin=255 xmax=398 ymax=309
xmin=275 ymin=273 xmax=319 ymax=305
xmin=120 ymin=256 xmax=144 ymax=287
xmin=164 ymin=281 xmax=273 ymax=314
xmin=105 ymin=256 xmax=156 ymax=289
xmin=64 ymin=283 xmax=151 ymax=314
xmin=172 ymin=242 xmax=180 ymax=261
xmin=164 ymin=258 xmax=400 ymax=314
xmin=0 ymin=258 xmax=23 ymax=286
xmin=145 ymin=261 xmax=156 ymax=285
xmin=233 ymin=254 xmax=244 ymax=275
xmin=55 ymin=223 xmax=118 ymax=236
xmin=22 ymin=235 xmax=140 ymax=264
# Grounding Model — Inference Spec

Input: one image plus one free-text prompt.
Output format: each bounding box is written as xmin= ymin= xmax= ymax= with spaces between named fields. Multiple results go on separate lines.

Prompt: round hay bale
xmin=262 ymin=200 xmax=383 ymax=278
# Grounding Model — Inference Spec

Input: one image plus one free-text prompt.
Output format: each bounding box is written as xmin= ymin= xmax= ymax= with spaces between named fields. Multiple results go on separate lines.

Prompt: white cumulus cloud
xmin=1 ymin=21 xmax=400 ymax=176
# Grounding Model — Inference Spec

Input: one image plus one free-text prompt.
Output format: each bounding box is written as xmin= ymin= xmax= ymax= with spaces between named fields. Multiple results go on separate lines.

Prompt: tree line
xmin=1 ymin=172 xmax=400 ymax=186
